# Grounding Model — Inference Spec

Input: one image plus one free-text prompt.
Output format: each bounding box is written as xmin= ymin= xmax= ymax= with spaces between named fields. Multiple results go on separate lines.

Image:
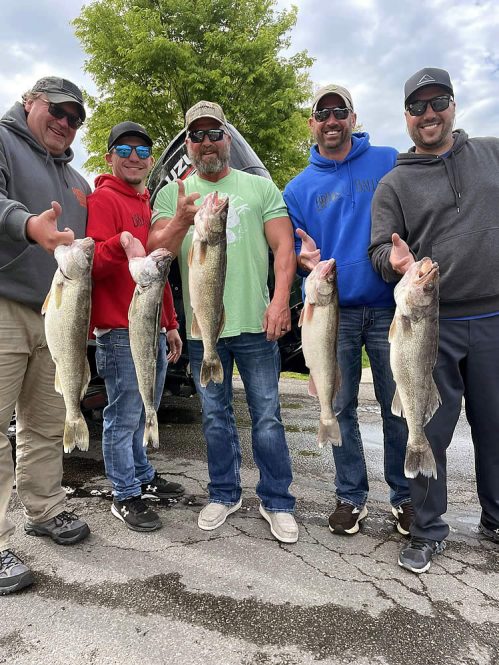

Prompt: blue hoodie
xmin=283 ymin=132 xmax=397 ymax=307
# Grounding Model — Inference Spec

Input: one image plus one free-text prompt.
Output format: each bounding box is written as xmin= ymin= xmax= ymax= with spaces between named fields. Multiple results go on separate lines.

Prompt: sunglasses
xmin=312 ymin=107 xmax=351 ymax=122
xmin=112 ymin=144 xmax=152 ymax=159
xmin=188 ymin=129 xmax=225 ymax=143
xmin=406 ymin=95 xmax=452 ymax=117
xmin=41 ymin=99 xmax=83 ymax=129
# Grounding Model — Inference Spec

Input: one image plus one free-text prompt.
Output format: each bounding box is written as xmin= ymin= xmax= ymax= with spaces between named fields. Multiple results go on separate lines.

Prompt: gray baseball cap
xmin=404 ymin=67 xmax=454 ymax=105
xmin=31 ymin=76 xmax=86 ymax=121
xmin=312 ymin=84 xmax=354 ymax=112
xmin=185 ymin=101 xmax=228 ymax=130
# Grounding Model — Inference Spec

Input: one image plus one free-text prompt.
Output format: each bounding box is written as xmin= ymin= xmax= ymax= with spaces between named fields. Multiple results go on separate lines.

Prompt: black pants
xmin=410 ymin=315 xmax=499 ymax=541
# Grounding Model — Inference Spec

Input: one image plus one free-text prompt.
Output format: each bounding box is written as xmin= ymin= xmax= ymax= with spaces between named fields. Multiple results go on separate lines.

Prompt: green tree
xmin=73 ymin=0 xmax=314 ymax=188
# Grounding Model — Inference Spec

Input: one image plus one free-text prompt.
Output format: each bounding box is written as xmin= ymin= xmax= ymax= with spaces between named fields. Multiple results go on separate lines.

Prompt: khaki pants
xmin=0 ymin=296 xmax=66 ymax=551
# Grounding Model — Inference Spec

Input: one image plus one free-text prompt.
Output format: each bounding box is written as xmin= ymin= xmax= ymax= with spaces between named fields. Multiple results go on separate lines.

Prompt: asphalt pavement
xmin=2 ymin=373 xmax=498 ymax=665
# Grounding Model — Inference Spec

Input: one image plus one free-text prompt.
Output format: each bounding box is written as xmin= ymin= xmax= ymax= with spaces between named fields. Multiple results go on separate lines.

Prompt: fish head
xmin=129 ymin=248 xmax=174 ymax=286
xmin=304 ymin=259 xmax=337 ymax=306
xmin=394 ymin=257 xmax=439 ymax=317
xmin=54 ymin=237 xmax=95 ymax=279
xmin=194 ymin=191 xmax=229 ymax=239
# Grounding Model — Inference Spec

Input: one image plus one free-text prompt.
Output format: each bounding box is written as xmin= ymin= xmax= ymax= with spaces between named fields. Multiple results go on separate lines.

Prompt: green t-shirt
xmin=152 ymin=169 xmax=287 ymax=339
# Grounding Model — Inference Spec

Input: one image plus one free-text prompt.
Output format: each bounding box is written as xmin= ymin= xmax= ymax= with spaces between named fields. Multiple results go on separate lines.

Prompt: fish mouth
xmin=416 ymin=258 xmax=439 ymax=285
xmin=317 ymin=258 xmax=336 ymax=281
xmin=211 ymin=191 xmax=229 ymax=215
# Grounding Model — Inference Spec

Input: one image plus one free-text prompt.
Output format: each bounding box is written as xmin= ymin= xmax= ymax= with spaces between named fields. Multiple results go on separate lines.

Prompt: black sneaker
xmin=328 ymin=501 xmax=368 ymax=535
xmin=141 ymin=472 xmax=185 ymax=500
xmin=398 ymin=537 xmax=446 ymax=574
xmin=392 ymin=502 xmax=414 ymax=536
xmin=25 ymin=510 xmax=90 ymax=545
xmin=478 ymin=519 xmax=499 ymax=543
xmin=111 ymin=496 xmax=162 ymax=532
xmin=0 ymin=549 xmax=35 ymax=595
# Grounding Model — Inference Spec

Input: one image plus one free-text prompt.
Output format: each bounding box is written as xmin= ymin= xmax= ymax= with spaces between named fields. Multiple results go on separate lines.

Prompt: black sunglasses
xmin=41 ymin=99 xmax=83 ymax=129
xmin=312 ymin=107 xmax=350 ymax=122
xmin=406 ymin=95 xmax=453 ymax=117
xmin=188 ymin=129 xmax=225 ymax=143
xmin=112 ymin=144 xmax=152 ymax=159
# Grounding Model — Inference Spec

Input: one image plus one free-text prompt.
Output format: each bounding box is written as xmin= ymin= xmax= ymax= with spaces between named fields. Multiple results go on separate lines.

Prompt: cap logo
xmin=417 ymin=74 xmax=437 ymax=86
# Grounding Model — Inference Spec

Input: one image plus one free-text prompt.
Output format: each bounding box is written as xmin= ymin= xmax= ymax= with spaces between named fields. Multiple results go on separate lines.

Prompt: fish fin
xmin=388 ymin=317 xmax=397 ymax=342
xmin=308 ymin=374 xmax=317 ymax=397
xmin=333 ymin=365 xmax=342 ymax=400
xmin=54 ymin=369 xmax=63 ymax=395
xmin=199 ymin=241 xmax=208 ymax=264
xmin=63 ymin=417 xmax=89 ymax=454
xmin=54 ymin=281 xmax=64 ymax=308
xmin=404 ymin=436 xmax=437 ymax=479
xmin=298 ymin=307 xmax=304 ymax=327
xmin=41 ymin=290 xmax=51 ymax=315
xmin=305 ymin=302 xmax=315 ymax=321
xmin=423 ymin=379 xmax=442 ymax=425
xmin=80 ymin=360 xmax=91 ymax=400
xmin=391 ymin=387 xmax=404 ymax=418
xmin=200 ymin=357 xmax=224 ymax=387
xmin=191 ymin=312 xmax=201 ymax=338
xmin=187 ymin=243 xmax=194 ymax=267
xmin=128 ymin=292 xmax=137 ymax=322
xmin=143 ymin=409 xmax=159 ymax=449
xmin=318 ymin=417 xmax=341 ymax=448
xmin=216 ymin=307 xmax=226 ymax=339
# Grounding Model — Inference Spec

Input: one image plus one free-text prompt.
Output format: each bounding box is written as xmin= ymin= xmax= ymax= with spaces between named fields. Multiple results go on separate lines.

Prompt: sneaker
xmin=25 ymin=510 xmax=90 ymax=545
xmin=141 ymin=472 xmax=185 ymax=500
xmin=111 ymin=496 xmax=162 ymax=532
xmin=392 ymin=502 xmax=414 ymax=536
xmin=398 ymin=537 xmax=446 ymax=574
xmin=259 ymin=504 xmax=299 ymax=544
xmin=478 ymin=520 xmax=499 ymax=543
xmin=0 ymin=550 xmax=35 ymax=595
xmin=328 ymin=501 xmax=368 ymax=535
xmin=198 ymin=499 xmax=242 ymax=531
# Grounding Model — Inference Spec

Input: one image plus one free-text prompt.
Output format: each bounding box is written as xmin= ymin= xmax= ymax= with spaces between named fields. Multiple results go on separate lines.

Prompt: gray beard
xmin=187 ymin=145 xmax=230 ymax=175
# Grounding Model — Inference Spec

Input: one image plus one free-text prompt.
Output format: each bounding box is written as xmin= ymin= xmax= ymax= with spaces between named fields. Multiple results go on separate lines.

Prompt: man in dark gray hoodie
xmin=0 ymin=76 xmax=91 ymax=595
xmin=370 ymin=67 xmax=499 ymax=574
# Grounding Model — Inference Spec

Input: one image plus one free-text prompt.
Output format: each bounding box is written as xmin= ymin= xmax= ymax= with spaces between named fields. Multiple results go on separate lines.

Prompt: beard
xmin=187 ymin=142 xmax=230 ymax=175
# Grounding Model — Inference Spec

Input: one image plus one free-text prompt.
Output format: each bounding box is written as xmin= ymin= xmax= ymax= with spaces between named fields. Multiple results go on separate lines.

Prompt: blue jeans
xmin=188 ymin=332 xmax=295 ymax=512
xmin=333 ymin=307 xmax=409 ymax=508
xmin=95 ymin=329 xmax=167 ymax=501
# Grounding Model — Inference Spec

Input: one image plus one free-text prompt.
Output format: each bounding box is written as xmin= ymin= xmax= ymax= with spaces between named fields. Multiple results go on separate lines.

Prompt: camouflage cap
xmin=185 ymin=100 xmax=228 ymax=130
xmin=31 ymin=76 xmax=86 ymax=121
xmin=312 ymin=84 xmax=354 ymax=112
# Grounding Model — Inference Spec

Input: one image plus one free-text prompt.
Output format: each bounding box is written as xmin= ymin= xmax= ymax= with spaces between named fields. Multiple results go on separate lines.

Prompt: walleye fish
xmin=42 ymin=237 xmax=95 ymax=454
xmin=188 ymin=191 xmax=229 ymax=387
xmin=128 ymin=248 xmax=174 ymax=449
xmin=299 ymin=259 xmax=341 ymax=447
xmin=389 ymin=257 xmax=440 ymax=479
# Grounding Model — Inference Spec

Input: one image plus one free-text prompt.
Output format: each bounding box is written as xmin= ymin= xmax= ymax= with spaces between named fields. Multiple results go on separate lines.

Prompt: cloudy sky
xmin=2 ymin=0 xmax=499 ymax=181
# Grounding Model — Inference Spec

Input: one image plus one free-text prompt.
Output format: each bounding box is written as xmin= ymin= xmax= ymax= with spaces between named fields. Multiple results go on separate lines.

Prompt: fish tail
xmin=318 ymin=417 xmax=341 ymax=448
xmin=143 ymin=409 xmax=159 ymax=449
xmin=404 ymin=435 xmax=437 ymax=479
xmin=200 ymin=357 xmax=224 ymax=387
xmin=63 ymin=416 xmax=89 ymax=454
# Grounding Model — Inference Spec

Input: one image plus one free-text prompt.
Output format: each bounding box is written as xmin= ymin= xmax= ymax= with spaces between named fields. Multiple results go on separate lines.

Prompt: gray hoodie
xmin=369 ymin=129 xmax=499 ymax=317
xmin=0 ymin=102 xmax=90 ymax=310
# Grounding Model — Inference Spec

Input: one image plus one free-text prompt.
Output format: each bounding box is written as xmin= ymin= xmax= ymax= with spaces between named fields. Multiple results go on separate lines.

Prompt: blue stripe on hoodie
xmin=283 ymin=132 xmax=398 ymax=308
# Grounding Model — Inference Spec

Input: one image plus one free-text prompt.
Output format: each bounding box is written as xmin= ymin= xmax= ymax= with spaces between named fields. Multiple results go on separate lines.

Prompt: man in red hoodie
xmin=87 ymin=122 xmax=184 ymax=532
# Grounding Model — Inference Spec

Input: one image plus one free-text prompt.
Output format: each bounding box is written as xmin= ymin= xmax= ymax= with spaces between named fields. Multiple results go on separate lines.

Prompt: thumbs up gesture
xmin=390 ymin=233 xmax=414 ymax=275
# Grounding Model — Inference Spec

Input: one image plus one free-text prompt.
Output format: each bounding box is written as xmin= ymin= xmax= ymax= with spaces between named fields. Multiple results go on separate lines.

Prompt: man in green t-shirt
xmin=149 ymin=100 xmax=298 ymax=543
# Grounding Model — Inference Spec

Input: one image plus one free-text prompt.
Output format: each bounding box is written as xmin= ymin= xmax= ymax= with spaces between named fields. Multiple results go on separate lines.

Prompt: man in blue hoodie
xmin=284 ymin=84 xmax=410 ymax=537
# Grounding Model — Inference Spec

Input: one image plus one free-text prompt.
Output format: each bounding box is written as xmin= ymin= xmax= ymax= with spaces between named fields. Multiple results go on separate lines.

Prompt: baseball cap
xmin=107 ymin=121 xmax=153 ymax=150
xmin=31 ymin=76 xmax=86 ymax=121
xmin=185 ymin=101 xmax=228 ymax=130
xmin=404 ymin=67 xmax=454 ymax=105
xmin=312 ymin=84 xmax=354 ymax=112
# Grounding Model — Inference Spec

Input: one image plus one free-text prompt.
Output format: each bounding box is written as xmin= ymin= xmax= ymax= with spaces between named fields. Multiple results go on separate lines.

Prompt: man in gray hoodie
xmin=370 ymin=67 xmax=499 ymax=574
xmin=0 ymin=76 xmax=91 ymax=595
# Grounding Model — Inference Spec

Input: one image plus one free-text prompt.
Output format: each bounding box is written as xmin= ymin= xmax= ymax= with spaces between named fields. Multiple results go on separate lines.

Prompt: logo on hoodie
xmin=73 ymin=187 xmax=87 ymax=208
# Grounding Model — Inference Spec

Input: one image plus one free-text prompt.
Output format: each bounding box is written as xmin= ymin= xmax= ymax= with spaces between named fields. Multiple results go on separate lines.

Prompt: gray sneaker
xmin=0 ymin=549 xmax=35 ymax=595
xmin=259 ymin=504 xmax=299 ymax=543
xmin=198 ymin=499 xmax=242 ymax=531
xmin=25 ymin=510 xmax=90 ymax=545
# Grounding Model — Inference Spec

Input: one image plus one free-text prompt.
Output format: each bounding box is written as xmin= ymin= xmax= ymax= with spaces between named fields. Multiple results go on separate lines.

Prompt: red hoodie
xmin=87 ymin=174 xmax=178 ymax=333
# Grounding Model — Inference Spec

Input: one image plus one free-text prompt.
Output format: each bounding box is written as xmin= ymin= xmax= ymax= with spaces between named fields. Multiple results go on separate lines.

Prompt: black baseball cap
xmin=31 ymin=76 xmax=86 ymax=121
xmin=404 ymin=67 xmax=454 ymax=105
xmin=107 ymin=122 xmax=153 ymax=150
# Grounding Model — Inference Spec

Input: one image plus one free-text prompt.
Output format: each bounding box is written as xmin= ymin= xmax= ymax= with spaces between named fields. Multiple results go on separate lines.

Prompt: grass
xmin=281 ymin=348 xmax=370 ymax=381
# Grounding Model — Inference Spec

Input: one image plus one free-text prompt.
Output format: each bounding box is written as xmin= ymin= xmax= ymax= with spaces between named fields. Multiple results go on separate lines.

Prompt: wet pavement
xmin=2 ymin=376 xmax=498 ymax=665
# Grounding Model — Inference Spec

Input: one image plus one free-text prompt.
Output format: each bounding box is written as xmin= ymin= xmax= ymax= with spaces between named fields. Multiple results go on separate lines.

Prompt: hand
xmin=263 ymin=299 xmax=291 ymax=341
xmin=390 ymin=233 xmax=415 ymax=275
xmin=120 ymin=232 xmax=146 ymax=260
xmin=175 ymin=179 xmax=200 ymax=227
xmin=296 ymin=228 xmax=320 ymax=271
xmin=25 ymin=201 xmax=74 ymax=252
xmin=166 ymin=329 xmax=183 ymax=363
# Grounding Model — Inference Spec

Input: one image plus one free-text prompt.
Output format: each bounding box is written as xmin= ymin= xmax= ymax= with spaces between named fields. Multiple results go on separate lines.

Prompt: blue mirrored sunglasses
xmin=112 ymin=144 xmax=152 ymax=159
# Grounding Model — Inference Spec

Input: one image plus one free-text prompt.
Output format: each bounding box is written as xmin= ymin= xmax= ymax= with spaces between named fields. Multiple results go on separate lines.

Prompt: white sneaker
xmin=259 ymin=504 xmax=299 ymax=543
xmin=198 ymin=499 xmax=242 ymax=531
